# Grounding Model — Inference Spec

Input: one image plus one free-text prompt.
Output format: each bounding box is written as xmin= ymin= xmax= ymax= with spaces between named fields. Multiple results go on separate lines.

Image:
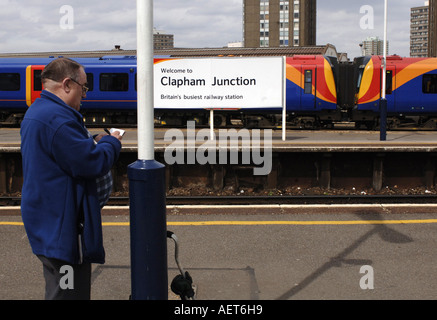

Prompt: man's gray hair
xmin=41 ymin=57 xmax=84 ymax=84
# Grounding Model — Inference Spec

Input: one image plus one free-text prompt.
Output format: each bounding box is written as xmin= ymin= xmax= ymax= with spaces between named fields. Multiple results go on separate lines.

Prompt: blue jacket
xmin=20 ymin=90 xmax=121 ymax=264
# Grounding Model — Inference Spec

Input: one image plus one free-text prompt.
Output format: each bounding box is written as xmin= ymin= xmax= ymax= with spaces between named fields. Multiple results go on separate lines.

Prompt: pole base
xmin=128 ymin=160 xmax=167 ymax=300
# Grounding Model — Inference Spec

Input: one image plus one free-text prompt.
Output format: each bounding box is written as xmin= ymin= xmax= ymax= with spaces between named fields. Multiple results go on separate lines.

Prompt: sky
xmin=0 ymin=0 xmax=429 ymax=58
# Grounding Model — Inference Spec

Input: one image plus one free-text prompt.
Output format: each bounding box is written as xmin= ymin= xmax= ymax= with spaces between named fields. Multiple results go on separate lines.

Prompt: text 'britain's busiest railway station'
xmin=3 ymin=0 xmax=437 ymax=306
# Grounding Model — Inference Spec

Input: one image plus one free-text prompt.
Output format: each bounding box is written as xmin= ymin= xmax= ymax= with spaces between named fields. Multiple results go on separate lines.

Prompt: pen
xmin=104 ymin=128 xmax=111 ymax=135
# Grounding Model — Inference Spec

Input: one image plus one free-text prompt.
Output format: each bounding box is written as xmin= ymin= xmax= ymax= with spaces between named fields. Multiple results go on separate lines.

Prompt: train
xmin=0 ymin=54 xmax=436 ymax=129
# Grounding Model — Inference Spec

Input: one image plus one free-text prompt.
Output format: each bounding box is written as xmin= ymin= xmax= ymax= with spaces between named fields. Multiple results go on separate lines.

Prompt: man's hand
xmin=94 ymin=133 xmax=105 ymax=142
xmin=110 ymin=131 xmax=123 ymax=141
xmin=95 ymin=131 xmax=123 ymax=142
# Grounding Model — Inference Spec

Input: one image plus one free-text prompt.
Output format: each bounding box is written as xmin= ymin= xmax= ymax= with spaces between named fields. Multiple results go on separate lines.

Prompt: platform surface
xmin=2 ymin=209 xmax=437 ymax=300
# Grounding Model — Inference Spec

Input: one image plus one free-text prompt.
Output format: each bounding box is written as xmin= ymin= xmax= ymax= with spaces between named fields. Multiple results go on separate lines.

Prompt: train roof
xmin=354 ymin=55 xmax=437 ymax=68
xmin=0 ymin=56 xmax=140 ymax=66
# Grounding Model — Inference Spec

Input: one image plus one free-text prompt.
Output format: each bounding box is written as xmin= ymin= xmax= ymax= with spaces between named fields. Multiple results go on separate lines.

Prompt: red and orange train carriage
xmin=0 ymin=54 xmax=436 ymax=129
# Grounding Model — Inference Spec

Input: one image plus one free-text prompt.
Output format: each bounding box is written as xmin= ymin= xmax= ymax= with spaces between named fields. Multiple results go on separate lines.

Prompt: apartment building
xmin=243 ymin=0 xmax=316 ymax=48
xmin=410 ymin=0 xmax=437 ymax=57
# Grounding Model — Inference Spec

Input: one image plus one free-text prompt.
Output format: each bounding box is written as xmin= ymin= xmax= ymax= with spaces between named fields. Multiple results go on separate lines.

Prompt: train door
xmin=384 ymin=67 xmax=395 ymax=113
xmin=26 ymin=65 xmax=44 ymax=107
xmin=421 ymin=72 xmax=437 ymax=111
xmin=301 ymin=65 xmax=317 ymax=111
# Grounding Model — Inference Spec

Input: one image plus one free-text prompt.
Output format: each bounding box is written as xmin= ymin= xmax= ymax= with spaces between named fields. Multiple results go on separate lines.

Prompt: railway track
xmin=2 ymin=194 xmax=437 ymax=208
xmin=110 ymin=194 xmax=437 ymax=206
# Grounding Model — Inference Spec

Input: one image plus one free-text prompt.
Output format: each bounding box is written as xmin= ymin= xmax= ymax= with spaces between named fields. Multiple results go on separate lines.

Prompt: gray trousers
xmin=37 ymin=255 xmax=91 ymax=300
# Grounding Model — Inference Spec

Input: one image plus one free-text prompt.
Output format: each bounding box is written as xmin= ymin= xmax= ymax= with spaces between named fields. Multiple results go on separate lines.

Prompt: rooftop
xmin=0 ymin=44 xmax=341 ymax=59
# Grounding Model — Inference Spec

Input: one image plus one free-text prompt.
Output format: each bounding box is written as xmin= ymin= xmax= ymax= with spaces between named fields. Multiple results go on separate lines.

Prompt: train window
xmin=0 ymin=73 xmax=20 ymax=91
xmin=100 ymin=73 xmax=129 ymax=91
xmin=304 ymin=70 xmax=312 ymax=94
xmin=386 ymin=70 xmax=393 ymax=95
xmin=34 ymin=70 xmax=42 ymax=91
xmin=423 ymin=74 xmax=437 ymax=94
xmin=356 ymin=67 xmax=364 ymax=93
xmin=86 ymin=73 xmax=93 ymax=92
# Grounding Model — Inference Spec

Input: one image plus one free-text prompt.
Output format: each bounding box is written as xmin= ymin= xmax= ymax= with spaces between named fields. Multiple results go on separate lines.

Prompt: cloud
xmin=318 ymin=0 xmax=429 ymax=57
xmin=318 ymin=8 xmax=363 ymax=56
xmin=0 ymin=0 xmax=431 ymax=57
xmin=154 ymin=0 xmax=243 ymax=47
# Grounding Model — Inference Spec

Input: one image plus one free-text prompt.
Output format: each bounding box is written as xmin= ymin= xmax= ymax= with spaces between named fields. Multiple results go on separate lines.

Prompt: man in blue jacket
xmin=20 ymin=58 xmax=123 ymax=299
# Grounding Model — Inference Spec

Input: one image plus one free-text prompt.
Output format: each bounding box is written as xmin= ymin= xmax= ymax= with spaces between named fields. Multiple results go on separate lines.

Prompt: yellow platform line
xmin=164 ymin=219 xmax=437 ymax=226
xmin=0 ymin=222 xmax=24 ymax=226
xmin=3 ymin=219 xmax=437 ymax=227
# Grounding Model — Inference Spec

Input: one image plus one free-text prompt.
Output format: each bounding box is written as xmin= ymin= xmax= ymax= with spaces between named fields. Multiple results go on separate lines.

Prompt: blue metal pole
xmin=129 ymin=0 xmax=168 ymax=300
xmin=380 ymin=0 xmax=388 ymax=142
xmin=129 ymin=160 xmax=167 ymax=300
xmin=380 ymin=98 xmax=387 ymax=141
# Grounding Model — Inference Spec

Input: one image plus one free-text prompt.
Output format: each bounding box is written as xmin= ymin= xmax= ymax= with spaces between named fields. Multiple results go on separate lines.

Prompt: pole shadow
xmin=276 ymin=210 xmax=413 ymax=300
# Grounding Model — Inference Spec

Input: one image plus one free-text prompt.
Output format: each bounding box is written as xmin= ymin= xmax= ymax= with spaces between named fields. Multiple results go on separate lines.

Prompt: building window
xmin=260 ymin=0 xmax=270 ymax=47
xmin=260 ymin=39 xmax=269 ymax=47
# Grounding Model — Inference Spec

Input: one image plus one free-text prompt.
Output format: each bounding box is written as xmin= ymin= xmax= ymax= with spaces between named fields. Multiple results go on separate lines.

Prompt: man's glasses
xmin=70 ymin=78 xmax=89 ymax=94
